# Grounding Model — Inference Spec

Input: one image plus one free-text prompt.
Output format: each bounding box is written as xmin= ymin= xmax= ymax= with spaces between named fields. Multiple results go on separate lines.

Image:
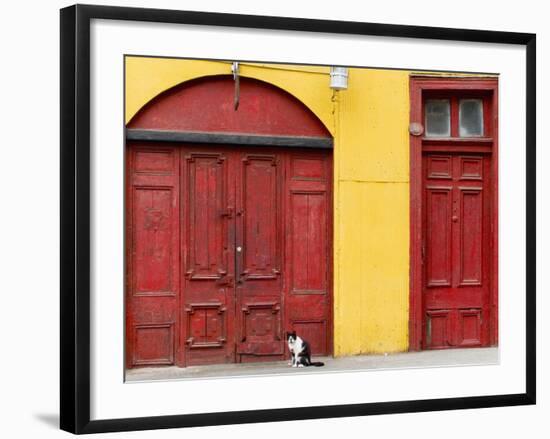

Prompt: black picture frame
xmin=60 ymin=4 xmax=536 ymax=434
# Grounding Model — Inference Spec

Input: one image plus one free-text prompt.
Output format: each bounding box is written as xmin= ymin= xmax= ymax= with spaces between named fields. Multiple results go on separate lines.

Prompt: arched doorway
xmin=126 ymin=76 xmax=333 ymax=368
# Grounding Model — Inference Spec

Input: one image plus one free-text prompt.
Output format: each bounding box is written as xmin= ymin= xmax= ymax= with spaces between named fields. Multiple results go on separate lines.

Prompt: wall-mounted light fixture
xmin=231 ymin=62 xmax=240 ymax=110
xmin=330 ymin=66 xmax=349 ymax=90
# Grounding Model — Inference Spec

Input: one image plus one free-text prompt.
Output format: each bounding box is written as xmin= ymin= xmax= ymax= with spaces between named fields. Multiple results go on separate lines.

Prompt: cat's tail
xmin=309 ymin=361 xmax=324 ymax=367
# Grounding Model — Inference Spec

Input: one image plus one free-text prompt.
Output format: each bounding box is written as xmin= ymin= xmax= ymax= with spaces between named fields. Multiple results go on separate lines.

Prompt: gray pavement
xmin=125 ymin=347 xmax=498 ymax=383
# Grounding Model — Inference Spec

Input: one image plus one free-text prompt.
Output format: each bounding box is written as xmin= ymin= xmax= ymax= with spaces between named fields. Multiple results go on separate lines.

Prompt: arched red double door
xmin=126 ymin=76 xmax=333 ymax=367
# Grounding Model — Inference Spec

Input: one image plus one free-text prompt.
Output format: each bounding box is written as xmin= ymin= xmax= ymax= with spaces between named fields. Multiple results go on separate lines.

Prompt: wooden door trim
xmin=126 ymin=129 xmax=334 ymax=149
xmin=409 ymin=76 xmax=499 ymax=351
xmin=409 ymin=78 xmax=423 ymax=351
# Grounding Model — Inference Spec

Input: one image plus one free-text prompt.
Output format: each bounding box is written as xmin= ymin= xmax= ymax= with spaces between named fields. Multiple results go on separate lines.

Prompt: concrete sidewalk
xmin=126 ymin=347 xmax=498 ymax=383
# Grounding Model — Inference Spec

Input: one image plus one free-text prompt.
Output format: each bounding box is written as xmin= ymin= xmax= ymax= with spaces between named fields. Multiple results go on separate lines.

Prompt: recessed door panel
xmin=459 ymin=188 xmax=483 ymax=286
xmin=133 ymin=187 xmax=174 ymax=294
xmin=240 ymin=155 xmax=281 ymax=281
xmin=184 ymin=153 xmax=229 ymax=280
xmin=425 ymin=187 xmax=452 ymax=287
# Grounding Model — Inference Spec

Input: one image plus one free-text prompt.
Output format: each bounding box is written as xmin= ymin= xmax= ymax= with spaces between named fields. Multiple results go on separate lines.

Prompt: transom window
xmin=425 ymin=99 xmax=451 ymax=137
xmin=459 ymin=99 xmax=484 ymax=136
xmin=424 ymin=94 xmax=489 ymax=138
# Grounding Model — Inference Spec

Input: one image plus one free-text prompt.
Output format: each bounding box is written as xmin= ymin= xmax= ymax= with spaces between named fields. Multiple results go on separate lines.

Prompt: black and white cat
xmin=286 ymin=331 xmax=324 ymax=367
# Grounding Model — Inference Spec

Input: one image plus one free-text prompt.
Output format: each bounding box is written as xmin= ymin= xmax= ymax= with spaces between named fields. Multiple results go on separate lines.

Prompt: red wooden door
xmin=126 ymin=144 xmax=181 ymax=367
xmin=234 ymin=150 xmax=285 ymax=362
xmin=422 ymin=153 xmax=492 ymax=348
xmin=283 ymin=151 xmax=332 ymax=356
xmin=181 ymin=146 xmax=237 ymax=366
xmin=126 ymin=143 xmax=332 ymax=367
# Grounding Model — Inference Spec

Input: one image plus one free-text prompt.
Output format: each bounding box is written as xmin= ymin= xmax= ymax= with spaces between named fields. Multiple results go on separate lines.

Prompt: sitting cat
xmin=286 ymin=331 xmax=324 ymax=367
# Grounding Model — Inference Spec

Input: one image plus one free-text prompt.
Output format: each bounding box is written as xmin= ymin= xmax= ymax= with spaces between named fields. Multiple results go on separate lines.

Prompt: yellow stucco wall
xmin=125 ymin=56 xmax=410 ymax=356
xmin=334 ymin=69 xmax=410 ymax=355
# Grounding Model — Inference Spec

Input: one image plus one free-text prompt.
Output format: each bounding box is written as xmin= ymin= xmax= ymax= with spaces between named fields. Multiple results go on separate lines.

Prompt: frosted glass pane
xmin=425 ymin=99 xmax=450 ymax=137
xmin=459 ymin=99 xmax=484 ymax=137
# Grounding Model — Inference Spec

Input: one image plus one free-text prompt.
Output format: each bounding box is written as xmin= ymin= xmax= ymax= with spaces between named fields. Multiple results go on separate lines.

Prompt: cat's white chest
xmin=288 ymin=337 xmax=303 ymax=352
xmin=288 ymin=337 xmax=305 ymax=367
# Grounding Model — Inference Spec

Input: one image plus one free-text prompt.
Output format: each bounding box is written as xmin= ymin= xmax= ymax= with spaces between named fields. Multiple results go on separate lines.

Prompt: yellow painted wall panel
xmin=125 ymin=57 xmax=228 ymax=124
xmin=335 ymin=181 xmax=409 ymax=355
xmin=338 ymin=69 xmax=410 ymax=183
xmin=333 ymin=182 xmax=363 ymax=355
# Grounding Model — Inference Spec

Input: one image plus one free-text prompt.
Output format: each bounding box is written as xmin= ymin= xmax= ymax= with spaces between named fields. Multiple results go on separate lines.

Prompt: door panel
xmin=184 ymin=153 xmax=229 ymax=280
xmin=425 ymin=186 xmax=452 ymax=287
xmin=239 ymin=155 xmax=281 ymax=281
xmin=459 ymin=188 xmax=483 ymax=285
xmin=422 ymin=153 xmax=491 ymax=349
xmin=182 ymin=148 xmax=236 ymax=365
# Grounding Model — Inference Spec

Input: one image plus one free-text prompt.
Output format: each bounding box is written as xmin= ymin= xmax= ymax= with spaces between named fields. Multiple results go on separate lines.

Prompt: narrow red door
xmin=126 ymin=144 xmax=181 ymax=368
xmin=235 ymin=150 xmax=285 ymax=362
xmin=284 ymin=150 xmax=332 ymax=356
xmin=181 ymin=146 xmax=237 ymax=366
xmin=422 ymin=153 xmax=492 ymax=348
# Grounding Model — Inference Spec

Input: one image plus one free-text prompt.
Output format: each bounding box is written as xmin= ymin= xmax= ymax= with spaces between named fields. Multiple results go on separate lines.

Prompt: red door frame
xmin=409 ymin=76 xmax=499 ymax=351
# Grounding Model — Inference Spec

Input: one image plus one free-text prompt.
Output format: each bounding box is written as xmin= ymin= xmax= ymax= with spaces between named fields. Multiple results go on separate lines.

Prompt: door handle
xmin=216 ymin=275 xmax=234 ymax=287
xmin=220 ymin=207 xmax=234 ymax=218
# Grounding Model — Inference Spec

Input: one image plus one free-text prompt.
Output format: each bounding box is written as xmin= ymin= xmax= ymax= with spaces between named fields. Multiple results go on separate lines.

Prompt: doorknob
xmin=236 ymin=246 xmax=242 ymax=252
xmin=216 ymin=275 xmax=234 ymax=287
xmin=220 ymin=207 xmax=234 ymax=218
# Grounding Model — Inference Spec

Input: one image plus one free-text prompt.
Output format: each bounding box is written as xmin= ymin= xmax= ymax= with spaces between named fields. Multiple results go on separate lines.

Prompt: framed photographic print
xmin=60 ymin=4 xmax=536 ymax=434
